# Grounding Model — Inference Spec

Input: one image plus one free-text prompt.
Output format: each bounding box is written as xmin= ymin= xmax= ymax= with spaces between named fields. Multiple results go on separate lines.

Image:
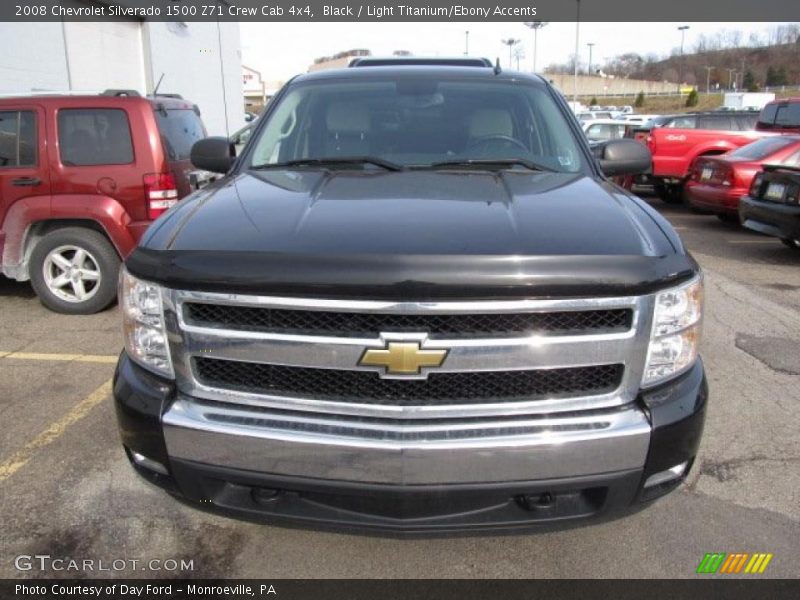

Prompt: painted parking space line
xmin=0 ymin=379 xmax=113 ymax=483
xmin=726 ymin=239 xmax=781 ymax=244
xmin=0 ymin=351 xmax=118 ymax=364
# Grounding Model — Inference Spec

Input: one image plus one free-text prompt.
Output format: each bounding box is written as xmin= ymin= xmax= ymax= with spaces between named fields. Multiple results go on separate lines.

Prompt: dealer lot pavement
xmin=1 ymin=197 xmax=798 ymax=578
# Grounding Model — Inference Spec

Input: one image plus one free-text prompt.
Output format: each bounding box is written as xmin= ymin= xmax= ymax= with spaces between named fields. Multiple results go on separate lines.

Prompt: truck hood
xmin=130 ymin=169 xmax=696 ymax=298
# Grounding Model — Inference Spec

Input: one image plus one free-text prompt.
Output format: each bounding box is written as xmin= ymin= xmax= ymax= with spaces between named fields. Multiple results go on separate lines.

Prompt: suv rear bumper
xmin=113 ymin=353 xmax=707 ymax=534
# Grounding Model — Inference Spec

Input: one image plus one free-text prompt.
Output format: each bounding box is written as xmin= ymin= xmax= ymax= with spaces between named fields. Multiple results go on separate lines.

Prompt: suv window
xmin=155 ymin=108 xmax=205 ymax=161
xmin=58 ymin=108 xmax=134 ymax=166
xmin=697 ymin=115 xmax=733 ymax=131
xmin=666 ymin=116 xmax=696 ymax=129
xmin=249 ymin=78 xmax=588 ymax=173
xmin=0 ymin=110 xmax=36 ymax=168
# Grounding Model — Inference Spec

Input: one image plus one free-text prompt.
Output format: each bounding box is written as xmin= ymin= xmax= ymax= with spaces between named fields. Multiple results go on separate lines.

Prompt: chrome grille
xmin=194 ymin=358 xmax=624 ymax=406
xmin=165 ymin=291 xmax=653 ymax=419
xmin=184 ymin=302 xmax=633 ymax=338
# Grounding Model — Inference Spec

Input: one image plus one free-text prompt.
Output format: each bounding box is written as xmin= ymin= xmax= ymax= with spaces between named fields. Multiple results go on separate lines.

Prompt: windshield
xmin=729 ymin=137 xmax=798 ymax=160
xmin=247 ymin=77 xmax=587 ymax=172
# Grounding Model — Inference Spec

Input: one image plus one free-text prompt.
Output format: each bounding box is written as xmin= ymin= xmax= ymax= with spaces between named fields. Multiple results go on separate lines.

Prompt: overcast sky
xmin=240 ymin=22 xmax=788 ymax=83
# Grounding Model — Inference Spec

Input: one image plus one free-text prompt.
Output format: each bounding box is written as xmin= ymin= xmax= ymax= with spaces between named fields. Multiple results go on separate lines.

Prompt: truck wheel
xmin=29 ymin=228 xmax=121 ymax=314
xmin=655 ymin=182 xmax=682 ymax=204
xmin=781 ymin=238 xmax=800 ymax=251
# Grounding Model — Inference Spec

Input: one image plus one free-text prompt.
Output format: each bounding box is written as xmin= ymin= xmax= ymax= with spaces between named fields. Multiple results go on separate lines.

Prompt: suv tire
xmin=29 ymin=227 xmax=121 ymax=314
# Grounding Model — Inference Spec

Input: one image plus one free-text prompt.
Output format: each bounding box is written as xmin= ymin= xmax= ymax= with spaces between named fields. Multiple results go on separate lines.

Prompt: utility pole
xmin=464 ymin=30 xmax=469 ymax=56
xmin=726 ymin=68 xmax=736 ymax=90
xmin=587 ymin=42 xmax=595 ymax=75
xmin=501 ymin=38 xmax=520 ymax=68
xmin=704 ymin=66 xmax=713 ymax=93
xmin=523 ymin=21 xmax=548 ymax=73
xmin=574 ymin=0 xmax=581 ymax=104
xmin=677 ymin=25 xmax=690 ymax=96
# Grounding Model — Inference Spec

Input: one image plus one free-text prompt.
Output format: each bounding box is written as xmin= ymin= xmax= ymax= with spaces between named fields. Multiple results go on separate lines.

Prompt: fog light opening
xmin=131 ymin=450 xmax=169 ymax=475
xmin=644 ymin=460 xmax=688 ymax=489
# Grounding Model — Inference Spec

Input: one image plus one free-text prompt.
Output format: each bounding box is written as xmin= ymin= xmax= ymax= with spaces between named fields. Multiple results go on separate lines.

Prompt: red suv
xmin=0 ymin=91 xmax=207 ymax=313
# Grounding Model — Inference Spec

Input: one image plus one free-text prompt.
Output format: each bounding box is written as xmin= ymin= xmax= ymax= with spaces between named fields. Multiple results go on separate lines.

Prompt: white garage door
xmin=63 ymin=21 xmax=146 ymax=93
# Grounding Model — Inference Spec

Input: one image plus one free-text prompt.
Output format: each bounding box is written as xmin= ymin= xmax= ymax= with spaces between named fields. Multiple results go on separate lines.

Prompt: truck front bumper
xmin=113 ymin=353 xmax=707 ymax=535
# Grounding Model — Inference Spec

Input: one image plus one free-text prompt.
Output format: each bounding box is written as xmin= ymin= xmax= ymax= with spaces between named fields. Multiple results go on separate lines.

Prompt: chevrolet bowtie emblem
xmin=358 ymin=341 xmax=448 ymax=376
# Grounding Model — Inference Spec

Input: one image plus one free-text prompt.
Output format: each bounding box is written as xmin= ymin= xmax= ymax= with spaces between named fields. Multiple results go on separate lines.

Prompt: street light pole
xmin=523 ymin=21 xmax=548 ymax=73
xmin=574 ymin=0 xmax=581 ymax=105
xmin=704 ymin=66 xmax=713 ymax=93
xmin=677 ymin=25 xmax=689 ymax=96
xmin=587 ymin=42 xmax=595 ymax=75
xmin=464 ymin=30 xmax=469 ymax=56
xmin=501 ymin=38 xmax=520 ymax=68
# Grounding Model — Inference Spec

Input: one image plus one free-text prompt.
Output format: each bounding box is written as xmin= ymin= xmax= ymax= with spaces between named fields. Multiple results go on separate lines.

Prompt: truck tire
xmin=654 ymin=182 xmax=682 ymax=205
xmin=29 ymin=227 xmax=121 ymax=314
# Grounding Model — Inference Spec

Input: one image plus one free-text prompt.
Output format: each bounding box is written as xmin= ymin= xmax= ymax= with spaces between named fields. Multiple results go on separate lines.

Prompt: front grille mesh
xmin=194 ymin=358 xmax=624 ymax=406
xmin=185 ymin=303 xmax=633 ymax=338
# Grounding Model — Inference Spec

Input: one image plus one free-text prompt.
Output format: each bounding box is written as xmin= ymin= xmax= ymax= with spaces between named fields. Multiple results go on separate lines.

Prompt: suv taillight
xmin=144 ymin=173 xmax=179 ymax=220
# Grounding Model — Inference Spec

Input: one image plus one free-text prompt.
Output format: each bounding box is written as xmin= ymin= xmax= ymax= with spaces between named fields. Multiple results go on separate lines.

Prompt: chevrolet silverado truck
xmin=647 ymin=111 xmax=762 ymax=204
xmin=113 ymin=59 xmax=707 ymax=534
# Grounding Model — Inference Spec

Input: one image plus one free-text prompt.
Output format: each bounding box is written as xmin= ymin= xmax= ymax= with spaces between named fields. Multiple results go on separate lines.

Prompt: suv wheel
xmin=29 ymin=228 xmax=121 ymax=314
xmin=781 ymin=237 xmax=800 ymax=251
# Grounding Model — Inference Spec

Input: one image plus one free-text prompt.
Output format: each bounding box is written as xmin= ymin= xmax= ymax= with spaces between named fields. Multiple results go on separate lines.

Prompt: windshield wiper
xmin=425 ymin=158 xmax=556 ymax=172
xmin=251 ymin=156 xmax=404 ymax=172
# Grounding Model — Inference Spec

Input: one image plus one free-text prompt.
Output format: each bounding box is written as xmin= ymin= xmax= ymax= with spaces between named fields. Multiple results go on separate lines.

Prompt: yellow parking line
xmin=0 ymin=351 xmax=118 ymax=364
xmin=0 ymin=379 xmax=113 ymax=483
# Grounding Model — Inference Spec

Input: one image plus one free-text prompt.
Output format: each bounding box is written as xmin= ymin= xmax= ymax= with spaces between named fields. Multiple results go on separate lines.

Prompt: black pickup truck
xmin=113 ymin=58 xmax=707 ymax=535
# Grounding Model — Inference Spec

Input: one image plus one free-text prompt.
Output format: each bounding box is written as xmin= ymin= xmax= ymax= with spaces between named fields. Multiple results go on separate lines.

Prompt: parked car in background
xmin=231 ymin=121 xmax=255 ymax=156
xmin=647 ymin=111 xmax=763 ymax=203
xmin=756 ymin=98 xmax=800 ymax=134
xmin=740 ymin=165 xmax=800 ymax=249
xmin=685 ymin=136 xmax=800 ymax=221
xmin=582 ymin=119 xmax=629 ymax=145
xmin=0 ymin=90 xmax=207 ymax=313
xmin=578 ymin=111 xmax=616 ymax=122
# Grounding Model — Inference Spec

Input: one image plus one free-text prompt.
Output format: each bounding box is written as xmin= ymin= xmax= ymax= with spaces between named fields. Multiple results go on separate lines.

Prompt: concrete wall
xmin=545 ymin=73 xmax=678 ymax=97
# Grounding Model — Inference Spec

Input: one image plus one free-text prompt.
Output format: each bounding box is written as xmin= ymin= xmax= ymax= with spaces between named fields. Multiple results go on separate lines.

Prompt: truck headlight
xmin=120 ymin=268 xmax=174 ymax=378
xmin=642 ymin=275 xmax=703 ymax=387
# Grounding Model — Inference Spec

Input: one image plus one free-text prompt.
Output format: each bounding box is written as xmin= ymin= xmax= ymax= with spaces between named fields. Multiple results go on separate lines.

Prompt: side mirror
xmin=190 ymin=137 xmax=234 ymax=174
xmin=597 ymin=139 xmax=652 ymax=177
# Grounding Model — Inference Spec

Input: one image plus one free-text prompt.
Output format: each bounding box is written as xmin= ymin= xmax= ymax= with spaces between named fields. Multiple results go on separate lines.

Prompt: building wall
xmin=0 ymin=20 xmax=242 ymax=136
xmin=145 ymin=22 xmax=243 ymax=135
xmin=0 ymin=23 xmax=70 ymax=92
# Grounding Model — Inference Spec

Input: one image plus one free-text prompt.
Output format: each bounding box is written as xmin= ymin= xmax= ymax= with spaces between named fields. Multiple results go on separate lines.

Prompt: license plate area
xmin=764 ymin=182 xmax=786 ymax=201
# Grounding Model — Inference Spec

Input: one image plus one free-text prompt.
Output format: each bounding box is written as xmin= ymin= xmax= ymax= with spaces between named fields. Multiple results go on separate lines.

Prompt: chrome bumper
xmin=163 ymin=397 xmax=651 ymax=485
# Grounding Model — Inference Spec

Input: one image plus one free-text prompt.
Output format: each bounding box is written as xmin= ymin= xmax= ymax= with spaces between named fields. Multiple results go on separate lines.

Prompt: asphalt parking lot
xmin=1 ymin=194 xmax=799 ymax=579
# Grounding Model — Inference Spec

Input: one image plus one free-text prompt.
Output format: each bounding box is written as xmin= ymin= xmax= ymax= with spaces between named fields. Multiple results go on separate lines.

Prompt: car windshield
xmin=729 ymin=137 xmax=798 ymax=160
xmin=247 ymin=76 xmax=587 ymax=173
